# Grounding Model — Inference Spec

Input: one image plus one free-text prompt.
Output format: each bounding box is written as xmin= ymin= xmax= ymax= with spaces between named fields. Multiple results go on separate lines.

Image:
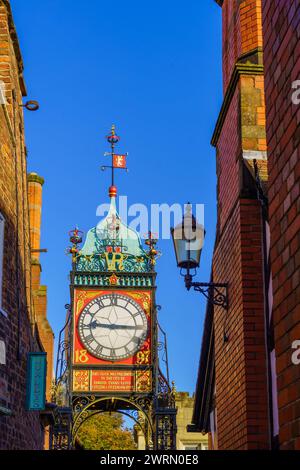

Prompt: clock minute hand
xmin=111 ymin=324 xmax=145 ymax=330
xmin=91 ymin=323 xmax=144 ymax=330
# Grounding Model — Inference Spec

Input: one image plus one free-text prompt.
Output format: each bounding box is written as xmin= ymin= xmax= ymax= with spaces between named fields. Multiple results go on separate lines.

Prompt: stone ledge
xmin=211 ymin=61 xmax=264 ymax=147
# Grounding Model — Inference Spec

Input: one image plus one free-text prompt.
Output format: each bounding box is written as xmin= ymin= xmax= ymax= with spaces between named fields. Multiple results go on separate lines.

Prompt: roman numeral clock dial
xmin=78 ymin=294 xmax=148 ymax=361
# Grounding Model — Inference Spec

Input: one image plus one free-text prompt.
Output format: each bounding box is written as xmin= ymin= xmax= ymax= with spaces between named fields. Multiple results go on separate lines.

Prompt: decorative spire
xmin=68 ymin=227 xmax=83 ymax=264
xmin=145 ymin=231 xmax=161 ymax=269
xmin=102 ymin=125 xmax=128 ymax=199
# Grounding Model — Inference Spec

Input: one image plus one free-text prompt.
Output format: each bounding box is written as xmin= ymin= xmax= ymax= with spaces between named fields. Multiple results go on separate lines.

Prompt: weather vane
xmin=101 ymin=125 xmax=128 ymax=198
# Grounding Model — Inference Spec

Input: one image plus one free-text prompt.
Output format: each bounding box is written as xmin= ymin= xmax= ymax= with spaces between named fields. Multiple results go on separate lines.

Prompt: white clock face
xmin=78 ymin=293 xmax=148 ymax=361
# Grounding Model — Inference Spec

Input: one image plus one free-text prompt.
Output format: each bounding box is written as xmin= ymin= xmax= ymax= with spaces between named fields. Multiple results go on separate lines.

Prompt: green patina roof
xmin=76 ymin=196 xmax=150 ymax=273
xmin=81 ymin=197 xmax=145 ymax=257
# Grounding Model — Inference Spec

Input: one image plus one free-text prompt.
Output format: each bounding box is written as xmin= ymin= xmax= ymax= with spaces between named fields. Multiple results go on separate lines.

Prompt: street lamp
xmin=171 ymin=204 xmax=228 ymax=310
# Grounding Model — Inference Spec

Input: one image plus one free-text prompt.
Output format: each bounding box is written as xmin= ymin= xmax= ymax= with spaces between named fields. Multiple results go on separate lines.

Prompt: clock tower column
xmin=51 ymin=127 xmax=177 ymax=450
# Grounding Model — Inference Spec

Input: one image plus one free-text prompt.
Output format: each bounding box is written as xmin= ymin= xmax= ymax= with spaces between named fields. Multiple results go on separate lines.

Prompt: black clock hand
xmin=81 ymin=319 xmax=109 ymax=330
xmin=88 ymin=322 xmax=144 ymax=330
xmin=81 ymin=321 xmax=98 ymax=330
xmin=110 ymin=324 xmax=145 ymax=330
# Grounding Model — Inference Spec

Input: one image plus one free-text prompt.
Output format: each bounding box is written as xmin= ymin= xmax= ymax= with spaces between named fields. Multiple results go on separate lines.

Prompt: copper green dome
xmin=76 ymin=196 xmax=149 ymax=273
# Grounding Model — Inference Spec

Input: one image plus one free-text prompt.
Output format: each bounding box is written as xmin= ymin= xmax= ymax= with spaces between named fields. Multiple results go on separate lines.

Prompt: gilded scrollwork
xmin=136 ymin=349 xmax=150 ymax=365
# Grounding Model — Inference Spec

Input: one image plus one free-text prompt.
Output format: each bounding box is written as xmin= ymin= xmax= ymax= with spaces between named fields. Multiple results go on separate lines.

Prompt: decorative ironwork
xmin=72 ymin=395 xmax=154 ymax=449
xmin=148 ymin=303 xmax=177 ymax=450
xmin=101 ymin=125 xmax=128 ymax=190
xmin=76 ymin=251 xmax=149 ymax=274
xmin=157 ymin=322 xmax=170 ymax=385
xmin=49 ymin=305 xmax=73 ymax=450
xmin=49 ymin=407 xmax=73 ymax=450
xmin=145 ymin=232 xmax=162 ymax=269
xmin=68 ymin=228 xmax=83 ymax=264
xmin=184 ymin=276 xmax=229 ymax=310
xmin=154 ymin=374 xmax=177 ymax=450
xmin=52 ymin=305 xmax=72 ymax=406
xmin=73 ymin=408 xmax=148 ymax=449
xmin=155 ymin=411 xmax=177 ymax=450
xmin=72 ymin=271 xmax=155 ymax=288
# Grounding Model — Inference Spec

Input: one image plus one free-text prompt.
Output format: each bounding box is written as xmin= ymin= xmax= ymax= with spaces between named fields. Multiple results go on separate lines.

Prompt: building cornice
xmin=211 ymin=62 xmax=264 ymax=147
xmin=211 ymin=61 xmax=264 ymax=147
xmin=1 ymin=0 xmax=27 ymax=96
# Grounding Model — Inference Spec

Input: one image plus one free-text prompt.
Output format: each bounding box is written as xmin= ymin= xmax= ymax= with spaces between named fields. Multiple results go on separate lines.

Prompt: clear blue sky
xmin=11 ymin=0 xmax=222 ymax=394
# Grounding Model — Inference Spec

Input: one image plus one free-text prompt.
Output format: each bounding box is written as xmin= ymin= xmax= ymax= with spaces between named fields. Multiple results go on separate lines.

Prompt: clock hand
xmin=81 ymin=319 xmax=109 ymax=330
xmin=81 ymin=321 xmax=98 ymax=329
xmin=111 ymin=324 xmax=145 ymax=330
xmin=90 ymin=323 xmax=145 ymax=330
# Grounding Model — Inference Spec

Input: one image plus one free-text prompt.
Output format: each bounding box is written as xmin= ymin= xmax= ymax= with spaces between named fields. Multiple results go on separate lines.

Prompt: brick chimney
xmin=28 ymin=172 xmax=44 ymax=266
xmin=28 ymin=172 xmax=54 ymax=402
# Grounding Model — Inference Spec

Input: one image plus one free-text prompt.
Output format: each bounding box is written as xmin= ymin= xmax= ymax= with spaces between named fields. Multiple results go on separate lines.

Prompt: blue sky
xmin=11 ymin=0 xmax=222 ymax=394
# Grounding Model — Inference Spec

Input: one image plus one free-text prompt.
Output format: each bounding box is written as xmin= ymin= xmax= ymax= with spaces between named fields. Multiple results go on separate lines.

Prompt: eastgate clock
xmin=78 ymin=293 xmax=148 ymax=361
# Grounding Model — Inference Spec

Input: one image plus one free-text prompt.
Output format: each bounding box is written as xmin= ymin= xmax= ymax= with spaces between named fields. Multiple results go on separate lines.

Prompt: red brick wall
xmin=0 ymin=1 xmax=44 ymax=449
xmin=217 ymin=89 xmax=241 ymax=232
xmin=213 ymin=95 xmax=270 ymax=449
xmin=262 ymin=0 xmax=300 ymax=450
xmin=221 ymin=0 xmax=263 ymax=92
xmin=222 ymin=0 xmax=242 ymax=92
xmin=211 ymin=0 xmax=271 ymax=449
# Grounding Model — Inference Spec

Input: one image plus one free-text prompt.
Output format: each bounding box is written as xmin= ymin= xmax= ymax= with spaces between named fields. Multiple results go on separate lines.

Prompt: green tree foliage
xmin=76 ymin=412 xmax=137 ymax=450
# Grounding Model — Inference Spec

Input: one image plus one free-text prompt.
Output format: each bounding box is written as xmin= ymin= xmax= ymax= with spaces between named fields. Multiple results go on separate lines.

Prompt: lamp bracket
xmin=185 ymin=276 xmax=228 ymax=310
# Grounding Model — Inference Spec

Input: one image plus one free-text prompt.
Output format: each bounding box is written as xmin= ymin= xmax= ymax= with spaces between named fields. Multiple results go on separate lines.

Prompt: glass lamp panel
xmin=172 ymin=222 xmax=205 ymax=269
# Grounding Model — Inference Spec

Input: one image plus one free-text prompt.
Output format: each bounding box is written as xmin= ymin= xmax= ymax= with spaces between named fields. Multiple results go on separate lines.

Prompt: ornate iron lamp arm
xmin=185 ymin=274 xmax=228 ymax=310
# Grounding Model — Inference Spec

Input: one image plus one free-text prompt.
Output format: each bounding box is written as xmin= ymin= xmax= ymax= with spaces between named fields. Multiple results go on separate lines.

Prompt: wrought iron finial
xmin=69 ymin=227 xmax=83 ymax=246
xmin=102 ymin=125 xmax=128 ymax=198
xmin=106 ymin=124 xmax=120 ymax=148
xmin=145 ymin=231 xmax=161 ymax=268
xmin=68 ymin=227 xmax=83 ymax=264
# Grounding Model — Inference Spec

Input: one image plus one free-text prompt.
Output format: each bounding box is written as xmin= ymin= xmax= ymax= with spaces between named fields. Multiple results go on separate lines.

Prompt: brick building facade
xmin=0 ymin=0 xmax=54 ymax=449
xmin=191 ymin=0 xmax=300 ymax=450
xmin=262 ymin=0 xmax=300 ymax=450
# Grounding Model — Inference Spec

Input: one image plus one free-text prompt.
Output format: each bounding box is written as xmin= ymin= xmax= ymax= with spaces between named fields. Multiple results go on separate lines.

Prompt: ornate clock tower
xmin=51 ymin=127 xmax=177 ymax=450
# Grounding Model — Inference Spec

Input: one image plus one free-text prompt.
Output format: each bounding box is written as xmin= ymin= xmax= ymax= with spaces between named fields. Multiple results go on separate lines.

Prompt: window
xmin=0 ymin=213 xmax=6 ymax=316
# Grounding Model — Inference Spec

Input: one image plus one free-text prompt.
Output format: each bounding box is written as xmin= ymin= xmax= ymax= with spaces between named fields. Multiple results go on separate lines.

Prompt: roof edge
xmin=1 ymin=0 xmax=27 ymax=96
